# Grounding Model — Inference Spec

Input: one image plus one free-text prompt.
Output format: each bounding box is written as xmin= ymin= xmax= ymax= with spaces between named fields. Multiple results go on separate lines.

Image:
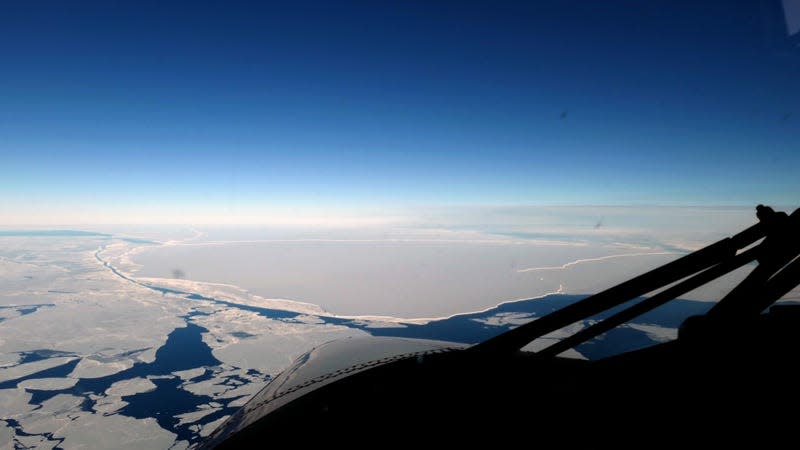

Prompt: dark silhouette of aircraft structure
xmin=202 ymin=205 xmax=800 ymax=448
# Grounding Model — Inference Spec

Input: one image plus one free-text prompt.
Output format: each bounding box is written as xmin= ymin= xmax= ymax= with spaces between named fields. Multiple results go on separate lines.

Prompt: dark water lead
xmin=2 ymin=418 xmax=66 ymax=449
xmin=313 ymin=294 xmax=713 ymax=359
xmin=15 ymin=321 xmax=263 ymax=444
xmin=0 ymin=304 xmax=55 ymax=323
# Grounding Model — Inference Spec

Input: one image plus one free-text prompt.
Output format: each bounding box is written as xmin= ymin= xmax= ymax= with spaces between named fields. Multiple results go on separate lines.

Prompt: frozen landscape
xmin=0 ymin=231 xmax=365 ymax=448
xmin=3 ymin=207 xmax=790 ymax=448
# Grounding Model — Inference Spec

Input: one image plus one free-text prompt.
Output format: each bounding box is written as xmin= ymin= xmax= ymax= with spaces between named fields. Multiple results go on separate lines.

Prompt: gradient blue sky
xmin=2 ymin=1 xmax=798 ymax=224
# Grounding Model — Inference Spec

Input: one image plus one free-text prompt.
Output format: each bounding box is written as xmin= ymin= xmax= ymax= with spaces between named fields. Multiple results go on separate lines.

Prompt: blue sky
xmin=2 ymin=1 xmax=798 ymax=224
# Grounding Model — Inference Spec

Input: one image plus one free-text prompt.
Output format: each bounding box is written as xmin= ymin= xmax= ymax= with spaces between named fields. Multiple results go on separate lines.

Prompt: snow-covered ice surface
xmin=0 ymin=228 xmax=747 ymax=448
xmin=0 ymin=234 xmax=369 ymax=448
